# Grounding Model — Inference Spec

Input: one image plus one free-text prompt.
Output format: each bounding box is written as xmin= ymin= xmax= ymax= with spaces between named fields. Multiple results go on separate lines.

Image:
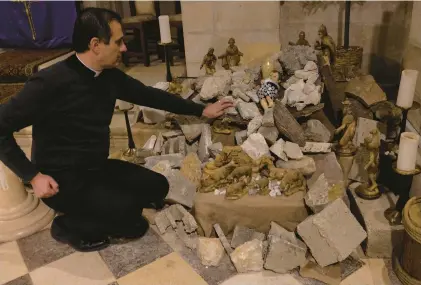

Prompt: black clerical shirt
xmin=0 ymin=54 xmax=205 ymax=182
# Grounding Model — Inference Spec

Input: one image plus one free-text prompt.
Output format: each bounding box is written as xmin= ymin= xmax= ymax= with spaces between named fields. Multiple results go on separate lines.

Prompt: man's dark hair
xmin=72 ymin=8 xmax=122 ymax=53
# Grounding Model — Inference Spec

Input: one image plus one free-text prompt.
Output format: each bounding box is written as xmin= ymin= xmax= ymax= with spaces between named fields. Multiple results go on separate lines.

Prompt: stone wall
xmin=181 ymin=1 xmax=281 ymax=77
xmin=182 ymin=1 xmax=412 ymax=84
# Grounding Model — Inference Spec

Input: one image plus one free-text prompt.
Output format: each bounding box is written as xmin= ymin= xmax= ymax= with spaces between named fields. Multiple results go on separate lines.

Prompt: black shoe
xmin=109 ymin=216 xmax=150 ymax=241
xmin=51 ymin=217 xmax=110 ymax=252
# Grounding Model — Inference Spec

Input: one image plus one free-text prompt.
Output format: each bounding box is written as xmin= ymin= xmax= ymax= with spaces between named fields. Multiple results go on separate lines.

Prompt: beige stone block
xmin=0 ymin=241 xmax=28 ymax=284
xmin=184 ymin=33 xmax=215 ymax=63
xmin=214 ymin=2 xmax=280 ymax=31
xmin=181 ymin=1 xmax=214 ymax=33
xmin=410 ymin=2 xmax=421 ymax=45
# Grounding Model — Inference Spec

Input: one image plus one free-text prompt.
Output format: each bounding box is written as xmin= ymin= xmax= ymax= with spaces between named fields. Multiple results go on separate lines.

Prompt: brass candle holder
xmin=118 ymin=103 xmax=137 ymax=161
xmin=384 ymin=163 xmax=421 ymax=226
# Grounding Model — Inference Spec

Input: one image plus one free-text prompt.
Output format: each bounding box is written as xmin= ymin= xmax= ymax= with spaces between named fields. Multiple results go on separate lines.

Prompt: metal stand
xmin=397 ymin=107 xmax=409 ymax=144
xmin=385 ymin=164 xmax=421 ymax=225
xmin=120 ymin=105 xmax=136 ymax=159
xmin=159 ymin=41 xmax=173 ymax=82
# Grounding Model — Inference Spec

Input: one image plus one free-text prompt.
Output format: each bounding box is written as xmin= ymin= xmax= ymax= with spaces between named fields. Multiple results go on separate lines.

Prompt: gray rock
xmin=177 ymin=136 xmax=186 ymax=156
xmin=163 ymin=130 xmax=183 ymax=138
xmin=198 ymin=124 xmax=212 ymax=162
xmin=208 ymin=142 xmax=223 ymax=158
xmin=161 ymin=141 xmax=170 ymax=155
xmin=235 ymin=130 xmax=248 ymax=145
xmin=276 ymin=156 xmax=316 ymax=176
xmin=154 ymin=209 xmax=171 ymax=234
xmin=167 ymin=204 xmax=184 ymax=220
xmin=175 ymin=204 xmax=198 ymax=233
xmin=264 ymin=235 xmax=307 ymax=273
xmin=352 ymin=117 xmax=387 ymax=147
xmin=273 ymin=102 xmax=306 ymax=146
xmin=144 ymin=153 xmax=184 ymax=169
xmin=237 ymin=102 xmax=261 ymax=120
xmin=142 ymin=135 xmax=157 ymax=151
xmin=268 ymin=222 xmax=297 ymax=243
xmin=241 ymin=133 xmax=270 ymax=160
xmin=297 ymin=199 xmax=367 ymax=267
xmin=200 ymin=73 xmax=231 ymax=100
xmin=186 ymin=141 xmax=199 ymax=154
xmin=262 ymin=108 xmax=275 ymax=127
xmin=300 ymin=142 xmax=332 ymax=153
xmin=246 ymin=90 xmax=259 ymax=103
xmin=165 ymin=209 xmax=177 ymax=229
xmin=308 ymin=152 xmax=343 ymax=188
xmin=233 ymin=88 xmax=251 ymax=102
xmin=230 ymin=239 xmax=264 ymax=273
xmin=258 ymin=126 xmax=279 ymax=146
xmin=175 ymin=222 xmax=197 ymax=249
xmin=168 ymin=137 xmax=178 ymax=154
xmin=284 ymin=141 xmax=304 ymax=160
xmin=197 ymin=238 xmax=225 ymax=267
xmin=214 ymin=224 xmax=233 ymax=255
xmin=270 ymin=138 xmax=288 ymax=161
xmin=143 ymin=107 xmax=166 ymax=124
xmin=231 ymin=225 xmax=266 ymax=248
xmin=180 ymin=123 xmax=203 ymax=142
xmin=345 ymin=75 xmax=387 ymax=107
xmin=304 ymin=119 xmax=332 ymax=143
xmin=247 ymin=115 xmax=263 ymax=136
xmin=165 ymin=169 xmax=197 ymax=208
xmin=304 ymin=174 xmax=330 ymax=213
xmin=153 ymin=133 xmax=164 ymax=154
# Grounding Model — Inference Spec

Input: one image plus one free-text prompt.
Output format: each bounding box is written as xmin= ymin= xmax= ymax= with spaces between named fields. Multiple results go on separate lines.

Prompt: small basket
xmin=333 ymin=46 xmax=363 ymax=82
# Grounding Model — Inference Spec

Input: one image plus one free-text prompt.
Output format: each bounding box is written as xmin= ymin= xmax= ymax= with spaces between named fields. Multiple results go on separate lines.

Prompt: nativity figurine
xmin=218 ymin=37 xmax=243 ymax=70
xmin=257 ymin=70 xmax=281 ymax=111
xmin=289 ymin=31 xmax=310 ymax=47
xmin=168 ymin=78 xmax=183 ymax=95
xmin=200 ymin=47 xmax=217 ymax=75
xmin=314 ymin=24 xmax=336 ymax=65
xmin=334 ymin=99 xmax=357 ymax=155
xmin=356 ymin=128 xmax=382 ymax=200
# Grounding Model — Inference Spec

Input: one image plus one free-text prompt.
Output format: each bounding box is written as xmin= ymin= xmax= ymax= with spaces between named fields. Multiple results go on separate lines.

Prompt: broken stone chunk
xmin=299 ymin=260 xmax=341 ymax=285
xmin=273 ymin=101 xmax=306 ymax=146
xmin=345 ymin=75 xmax=387 ymax=107
xmin=297 ymin=199 xmax=367 ymax=267
xmin=165 ymin=169 xmax=197 ymax=208
xmin=304 ymin=61 xmax=318 ymax=72
xmin=262 ymin=108 xmax=275 ymax=127
xmin=268 ymin=222 xmax=297 ymax=243
xmin=175 ymin=222 xmax=197 ymax=249
xmin=143 ymin=107 xmax=166 ymax=124
xmin=300 ymin=142 xmax=332 ymax=153
xmin=180 ymin=124 xmax=203 ymax=142
xmin=246 ymin=90 xmax=259 ymax=103
xmin=186 ymin=141 xmax=199 ymax=154
xmin=270 ymin=138 xmax=288 ymax=161
xmin=145 ymin=153 xmax=184 ymax=169
xmin=162 ymin=130 xmax=183 ymax=139
xmin=214 ymin=224 xmax=233 ymax=255
xmin=177 ymin=204 xmax=198 ymax=233
xmin=231 ymin=225 xmax=266 ymax=248
xmin=154 ymin=209 xmax=171 ymax=234
xmin=177 ymin=136 xmax=186 ymax=156
xmin=151 ymin=160 xmax=172 ymax=175
xmin=264 ymin=235 xmax=307 ymax=273
xmin=168 ymin=137 xmax=178 ymax=154
xmin=230 ymin=239 xmax=264 ymax=273
xmin=180 ymin=153 xmax=202 ymax=188
xmin=198 ymin=124 xmax=212 ymax=162
xmin=208 ymin=142 xmax=223 ymax=158
xmin=197 ymin=238 xmax=225 ymax=267
xmin=258 ymin=126 xmax=279 ymax=146
xmin=304 ymin=119 xmax=332 ymax=143
xmin=200 ymin=75 xmax=231 ymax=100
xmin=142 ymin=135 xmax=157 ymax=151
xmin=276 ymin=156 xmax=316 ymax=176
xmin=233 ymin=88 xmax=251 ymax=102
xmin=153 ymin=133 xmax=164 ymax=154
xmin=237 ymin=102 xmax=261 ymax=120
xmin=241 ymin=133 xmax=270 ymax=160
xmin=304 ymin=174 xmax=330 ymax=213
xmin=235 ymin=130 xmax=248 ymax=145
xmin=247 ymin=115 xmax=263 ymax=136
xmin=284 ymin=141 xmax=304 ymax=160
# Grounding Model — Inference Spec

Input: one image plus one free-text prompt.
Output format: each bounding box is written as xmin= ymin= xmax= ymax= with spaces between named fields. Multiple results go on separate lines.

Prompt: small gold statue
xmin=289 ymin=31 xmax=310 ymax=46
xmin=218 ymin=38 xmax=243 ymax=70
xmin=315 ymin=24 xmax=336 ymax=65
xmin=212 ymin=117 xmax=232 ymax=134
xmin=200 ymin=48 xmax=217 ymax=75
xmin=355 ymin=128 xmax=381 ymax=200
xmin=334 ymin=99 xmax=357 ymax=155
xmin=257 ymin=70 xmax=280 ymax=111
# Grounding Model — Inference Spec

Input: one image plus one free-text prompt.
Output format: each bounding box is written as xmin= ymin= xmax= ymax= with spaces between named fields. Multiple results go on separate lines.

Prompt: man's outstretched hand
xmin=202 ymin=99 xmax=234 ymax=118
xmin=30 ymin=173 xmax=59 ymax=198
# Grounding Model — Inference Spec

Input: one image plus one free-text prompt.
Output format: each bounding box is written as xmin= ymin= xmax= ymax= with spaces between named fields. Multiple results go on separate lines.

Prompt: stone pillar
xmin=0 ymin=162 xmax=54 ymax=242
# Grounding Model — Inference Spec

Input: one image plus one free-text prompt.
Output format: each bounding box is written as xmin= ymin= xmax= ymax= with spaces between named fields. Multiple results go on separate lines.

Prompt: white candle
xmin=117 ymin=99 xmax=132 ymax=111
xmin=397 ymin=132 xmax=420 ymax=171
xmin=158 ymin=15 xmax=172 ymax=44
xmin=396 ymin=69 xmax=419 ymax=109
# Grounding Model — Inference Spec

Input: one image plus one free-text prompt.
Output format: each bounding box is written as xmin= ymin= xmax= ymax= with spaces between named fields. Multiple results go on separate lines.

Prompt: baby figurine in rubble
xmin=257 ymin=70 xmax=281 ymax=111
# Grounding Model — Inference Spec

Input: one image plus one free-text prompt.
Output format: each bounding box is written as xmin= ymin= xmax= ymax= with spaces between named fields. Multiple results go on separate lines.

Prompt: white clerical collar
xmin=76 ymin=53 xmax=102 ymax=77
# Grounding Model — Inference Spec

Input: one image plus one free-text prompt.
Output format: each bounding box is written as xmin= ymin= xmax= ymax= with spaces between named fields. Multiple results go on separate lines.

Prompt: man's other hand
xmin=202 ymin=99 xmax=234 ymax=118
xmin=30 ymin=173 xmax=59 ymax=198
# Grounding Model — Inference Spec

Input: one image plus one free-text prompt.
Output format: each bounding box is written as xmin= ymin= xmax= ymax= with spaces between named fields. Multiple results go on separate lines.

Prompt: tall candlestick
xmin=397 ymin=132 xmax=420 ymax=171
xmin=158 ymin=15 xmax=172 ymax=44
xmin=396 ymin=69 xmax=419 ymax=109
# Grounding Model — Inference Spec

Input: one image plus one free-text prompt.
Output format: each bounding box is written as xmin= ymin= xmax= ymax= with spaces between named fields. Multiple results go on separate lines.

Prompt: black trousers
xmin=41 ymin=159 xmax=169 ymax=240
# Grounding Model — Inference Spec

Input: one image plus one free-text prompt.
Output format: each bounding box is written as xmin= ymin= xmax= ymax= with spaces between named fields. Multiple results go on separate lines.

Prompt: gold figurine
xmin=289 ymin=31 xmax=310 ymax=47
xmin=218 ymin=38 xmax=243 ymax=70
xmin=315 ymin=24 xmax=336 ymax=65
xmin=356 ymin=128 xmax=382 ymax=200
xmin=200 ymin=48 xmax=217 ymax=75
xmin=334 ymin=99 xmax=357 ymax=155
